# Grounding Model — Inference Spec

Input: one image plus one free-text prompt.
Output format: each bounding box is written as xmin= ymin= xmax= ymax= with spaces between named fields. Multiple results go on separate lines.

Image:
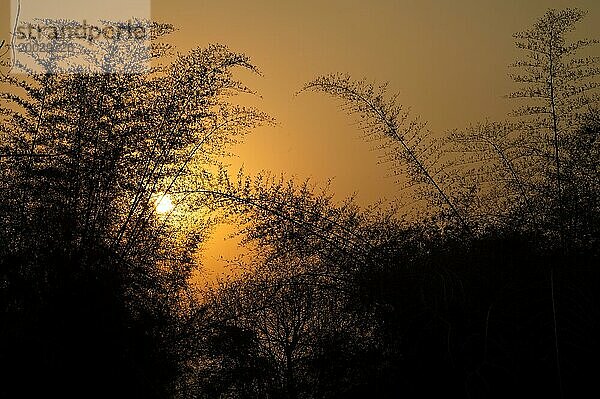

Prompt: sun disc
xmin=155 ymin=194 xmax=174 ymax=214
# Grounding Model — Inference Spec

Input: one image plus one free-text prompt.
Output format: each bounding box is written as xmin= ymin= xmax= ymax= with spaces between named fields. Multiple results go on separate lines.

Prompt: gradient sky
xmin=152 ymin=1 xmax=600 ymax=278
xmin=153 ymin=0 xmax=599 ymax=202
xmin=3 ymin=1 xmax=598 ymax=278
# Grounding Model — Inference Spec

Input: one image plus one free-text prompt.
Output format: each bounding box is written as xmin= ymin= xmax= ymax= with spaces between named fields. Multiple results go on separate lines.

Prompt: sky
xmin=151 ymin=1 xmax=600 ymax=278
xmin=152 ymin=0 xmax=600 ymax=203
xmin=3 ymin=1 xmax=599 ymax=279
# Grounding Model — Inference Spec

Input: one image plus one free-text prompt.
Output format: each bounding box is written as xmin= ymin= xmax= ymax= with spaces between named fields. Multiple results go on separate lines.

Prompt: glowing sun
xmin=155 ymin=194 xmax=174 ymax=214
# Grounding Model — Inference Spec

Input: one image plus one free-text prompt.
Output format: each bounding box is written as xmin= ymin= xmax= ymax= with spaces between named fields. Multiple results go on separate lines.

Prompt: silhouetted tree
xmin=509 ymin=8 xmax=599 ymax=241
xmin=300 ymin=75 xmax=470 ymax=234
xmin=172 ymin=175 xmax=376 ymax=398
xmin=0 ymin=20 xmax=268 ymax=397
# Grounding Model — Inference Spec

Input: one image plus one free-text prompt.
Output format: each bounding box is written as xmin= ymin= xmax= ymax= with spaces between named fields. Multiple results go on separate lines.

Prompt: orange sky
xmin=3 ymin=1 xmax=599 ymax=279
xmin=151 ymin=1 xmax=600 ymax=279
xmin=151 ymin=0 xmax=599 ymax=202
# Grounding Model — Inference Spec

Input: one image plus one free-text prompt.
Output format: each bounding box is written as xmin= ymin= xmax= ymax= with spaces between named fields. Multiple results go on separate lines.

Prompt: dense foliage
xmin=1 ymin=8 xmax=598 ymax=399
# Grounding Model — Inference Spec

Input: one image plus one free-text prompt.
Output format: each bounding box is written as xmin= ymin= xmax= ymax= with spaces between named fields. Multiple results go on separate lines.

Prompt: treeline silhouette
xmin=1 ymin=8 xmax=599 ymax=399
